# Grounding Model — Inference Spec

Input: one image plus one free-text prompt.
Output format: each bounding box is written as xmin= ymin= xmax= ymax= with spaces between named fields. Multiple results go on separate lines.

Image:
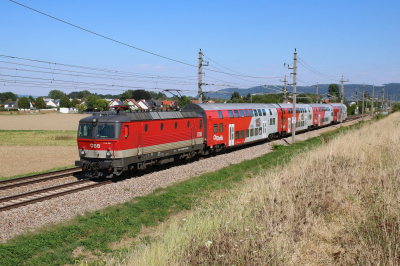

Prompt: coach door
xmin=288 ymin=118 xmax=291 ymax=133
xmin=318 ymin=114 xmax=321 ymax=126
xmin=229 ymin=124 xmax=235 ymax=146
xmin=262 ymin=120 xmax=267 ymax=138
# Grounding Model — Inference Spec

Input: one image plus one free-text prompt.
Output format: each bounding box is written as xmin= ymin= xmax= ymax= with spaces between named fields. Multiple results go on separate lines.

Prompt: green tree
xmin=132 ymin=90 xmax=151 ymax=101
xmin=178 ymin=95 xmax=190 ymax=108
xmin=60 ymin=96 xmax=71 ymax=108
xmin=70 ymin=98 xmax=79 ymax=107
xmin=94 ymin=99 xmax=109 ymax=111
xmin=231 ymin=91 xmax=241 ymax=101
xmin=35 ymin=97 xmax=46 ymax=111
xmin=328 ymin=84 xmax=340 ymax=98
xmin=76 ymin=103 xmax=87 ymax=113
xmin=120 ymin=90 xmax=133 ymax=101
xmin=4 ymin=98 xmax=12 ymax=104
xmin=238 ymin=97 xmax=246 ymax=103
xmin=226 ymin=99 xmax=233 ymax=103
xmin=76 ymin=90 xmax=91 ymax=99
xmin=18 ymin=97 xmax=30 ymax=111
xmin=246 ymin=93 xmax=251 ymax=102
xmin=28 ymin=95 xmax=35 ymax=102
xmin=85 ymin=95 xmax=100 ymax=110
xmin=48 ymin=90 xmax=66 ymax=100
xmin=0 ymin=91 xmax=18 ymax=102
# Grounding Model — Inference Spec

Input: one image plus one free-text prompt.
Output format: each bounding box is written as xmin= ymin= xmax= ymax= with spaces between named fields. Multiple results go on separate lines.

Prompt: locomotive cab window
xmin=97 ymin=124 xmax=115 ymax=138
xmin=218 ymin=111 xmax=223 ymax=119
xmin=228 ymin=110 xmax=234 ymax=118
xmin=78 ymin=124 xmax=93 ymax=137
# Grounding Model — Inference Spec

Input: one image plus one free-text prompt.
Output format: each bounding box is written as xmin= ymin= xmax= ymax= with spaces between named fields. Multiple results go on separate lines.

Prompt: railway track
xmin=0 ymin=115 xmax=368 ymax=213
xmin=0 ymin=167 xmax=81 ymax=190
xmin=0 ymin=178 xmax=111 ymax=212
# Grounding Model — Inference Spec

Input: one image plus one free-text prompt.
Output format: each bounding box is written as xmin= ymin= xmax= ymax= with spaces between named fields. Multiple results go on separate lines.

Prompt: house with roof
xmin=108 ymin=99 xmax=123 ymax=108
xmin=162 ymin=100 xmax=173 ymax=107
xmin=137 ymin=100 xmax=149 ymax=110
xmin=123 ymin=99 xmax=141 ymax=110
xmin=43 ymin=98 xmax=58 ymax=108
xmin=147 ymin=99 xmax=163 ymax=110
xmin=190 ymin=100 xmax=199 ymax=104
xmin=4 ymin=100 xmax=17 ymax=108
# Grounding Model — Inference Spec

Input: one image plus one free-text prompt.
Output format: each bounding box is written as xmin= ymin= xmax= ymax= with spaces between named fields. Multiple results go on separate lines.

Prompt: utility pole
xmin=356 ymin=88 xmax=358 ymax=115
xmin=381 ymin=87 xmax=385 ymax=113
xmin=362 ymin=83 xmax=365 ymax=120
xmin=280 ymin=75 xmax=287 ymax=103
xmin=315 ymin=82 xmax=319 ymax=103
xmin=372 ymin=85 xmax=374 ymax=118
xmin=197 ymin=49 xmax=209 ymax=103
xmin=340 ymin=76 xmax=348 ymax=127
xmin=286 ymin=49 xmax=297 ymax=143
xmin=386 ymin=91 xmax=389 ymax=112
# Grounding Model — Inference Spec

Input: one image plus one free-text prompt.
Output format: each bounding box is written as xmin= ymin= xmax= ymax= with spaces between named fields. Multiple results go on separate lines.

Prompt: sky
xmin=0 ymin=0 xmax=399 ymax=97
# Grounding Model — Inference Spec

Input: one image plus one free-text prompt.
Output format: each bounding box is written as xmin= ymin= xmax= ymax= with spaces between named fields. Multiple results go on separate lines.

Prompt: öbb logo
xmin=213 ymin=135 xmax=223 ymax=141
xmin=90 ymin=144 xmax=101 ymax=148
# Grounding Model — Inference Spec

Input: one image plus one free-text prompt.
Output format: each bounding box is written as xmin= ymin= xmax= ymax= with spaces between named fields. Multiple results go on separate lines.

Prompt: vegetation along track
xmin=0 ymin=114 xmax=369 ymax=213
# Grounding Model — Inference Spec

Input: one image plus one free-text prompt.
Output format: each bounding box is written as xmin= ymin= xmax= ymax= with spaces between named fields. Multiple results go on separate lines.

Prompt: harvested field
xmin=0 ymin=146 xmax=78 ymax=178
xmin=0 ymin=113 xmax=90 ymax=130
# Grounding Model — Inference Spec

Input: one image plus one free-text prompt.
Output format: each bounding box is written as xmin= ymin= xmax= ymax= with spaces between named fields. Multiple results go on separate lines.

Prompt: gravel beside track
xmin=0 ymin=118 xmax=366 ymax=242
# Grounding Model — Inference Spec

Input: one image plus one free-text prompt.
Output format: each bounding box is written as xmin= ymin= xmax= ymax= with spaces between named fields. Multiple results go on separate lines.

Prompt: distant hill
xmin=206 ymin=83 xmax=400 ymax=101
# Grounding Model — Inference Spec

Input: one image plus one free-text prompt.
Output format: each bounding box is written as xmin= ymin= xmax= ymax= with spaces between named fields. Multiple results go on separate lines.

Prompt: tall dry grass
xmin=104 ymin=113 xmax=400 ymax=265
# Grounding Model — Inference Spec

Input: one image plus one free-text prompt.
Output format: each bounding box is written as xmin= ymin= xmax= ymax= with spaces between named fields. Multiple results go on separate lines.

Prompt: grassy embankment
xmin=106 ymin=113 xmax=400 ymax=265
xmin=0 ymin=130 xmax=76 ymax=146
xmin=0 ymin=116 xmax=388 ymax=265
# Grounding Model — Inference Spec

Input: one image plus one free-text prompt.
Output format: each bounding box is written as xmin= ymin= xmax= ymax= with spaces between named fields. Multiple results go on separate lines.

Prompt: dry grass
xmin=0 ymin=146 xmax=78 ymax=178
xmin=103 ymin=113 xmax=400 ymax=265
xmin=0 ymin=113 xmax=90 ymax=130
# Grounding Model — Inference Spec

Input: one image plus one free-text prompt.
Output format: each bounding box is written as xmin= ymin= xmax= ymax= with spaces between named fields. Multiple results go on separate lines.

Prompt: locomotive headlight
xmin=80 ymin=147 xmax=85 ymax=156
xmin=106 ymin=148 xmax=111 ymax=157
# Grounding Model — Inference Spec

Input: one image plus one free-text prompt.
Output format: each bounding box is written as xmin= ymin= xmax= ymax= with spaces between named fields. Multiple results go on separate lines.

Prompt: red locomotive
xmin=75 ymin=103 xmax=347 ymax=177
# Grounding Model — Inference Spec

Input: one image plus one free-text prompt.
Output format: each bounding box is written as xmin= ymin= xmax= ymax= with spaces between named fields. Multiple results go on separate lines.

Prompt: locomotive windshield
xmin=97 ymin=124 xmax=115 ymax=138
xmin=78 ymin=124 xmax=93 ymax=137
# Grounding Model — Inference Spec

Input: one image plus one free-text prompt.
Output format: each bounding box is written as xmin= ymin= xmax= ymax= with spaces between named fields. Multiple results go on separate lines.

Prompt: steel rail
xmin=0 ymin=179 xmax=111 ymax=212
xmin=0 ymin=167 xmax=81 ymax=186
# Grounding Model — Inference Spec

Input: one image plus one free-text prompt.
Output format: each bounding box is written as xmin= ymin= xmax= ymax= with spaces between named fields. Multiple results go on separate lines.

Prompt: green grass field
xmin=0 ymin=130 xmax=77 ymax=146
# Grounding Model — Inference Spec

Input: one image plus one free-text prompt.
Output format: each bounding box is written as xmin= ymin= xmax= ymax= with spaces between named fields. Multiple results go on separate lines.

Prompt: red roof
xmin=190 ymin=100 xmax=199 ymax=104
xmin=162 ymin=100 xmax=172 ymax=106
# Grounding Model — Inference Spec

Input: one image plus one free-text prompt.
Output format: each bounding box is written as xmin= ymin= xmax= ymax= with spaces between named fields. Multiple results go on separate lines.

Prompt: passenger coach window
xmin=214 ymin=124 xmax=218 ymax=133
xmin=218 ymin=111 xmax=223 ymax=119
xmin=241 ymin=130 xmax=244 ymax=138
xmin=78 ymin=124 xmax=93 ymax=137
xmin=228 ymin=110 xmax=234 ymax=118
xmin=239 ymin=110 xmax=245 ymax=117
xmin=220 ymin=123 xmax=223 ymax=132
xmin=255 ymin=128 xmax=259 ymax=135
xmin=262 ymin=109 xmax=267 ymax=116
xmin=234 ymin=110 xmax=240 ymax=118
xmin=249 ymin=109 xmax=254 ymax=116
xmin=97 ymin=124 xmax=115 ymax=138
xmin=244 ymin=110 xmax=249 ymax=117
xmin=257 ymin=109 xmax=262 ymax=116
xmin=235 ymin=131 xmax=239 ymax=139
xmin=253 ymin=109 xmax=258 ymax=116
xmin=246 ymin=129 xmax=249 ymax=137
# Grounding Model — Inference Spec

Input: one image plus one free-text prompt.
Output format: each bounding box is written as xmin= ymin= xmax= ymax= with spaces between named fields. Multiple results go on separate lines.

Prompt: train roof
xmin=182 ymin=103 xmax=277 ymax=111
xmin=79 ymin=111 xmax=199 ymax=123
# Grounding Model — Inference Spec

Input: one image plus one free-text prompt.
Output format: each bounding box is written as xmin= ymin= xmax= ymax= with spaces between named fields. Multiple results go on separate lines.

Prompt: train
xmin=75 ymin=103 xmax=347 ymax=177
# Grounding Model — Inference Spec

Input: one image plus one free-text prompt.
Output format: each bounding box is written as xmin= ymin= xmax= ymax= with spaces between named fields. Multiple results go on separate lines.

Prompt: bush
xmin=0 ymin=108 xmax=18 ymax=112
